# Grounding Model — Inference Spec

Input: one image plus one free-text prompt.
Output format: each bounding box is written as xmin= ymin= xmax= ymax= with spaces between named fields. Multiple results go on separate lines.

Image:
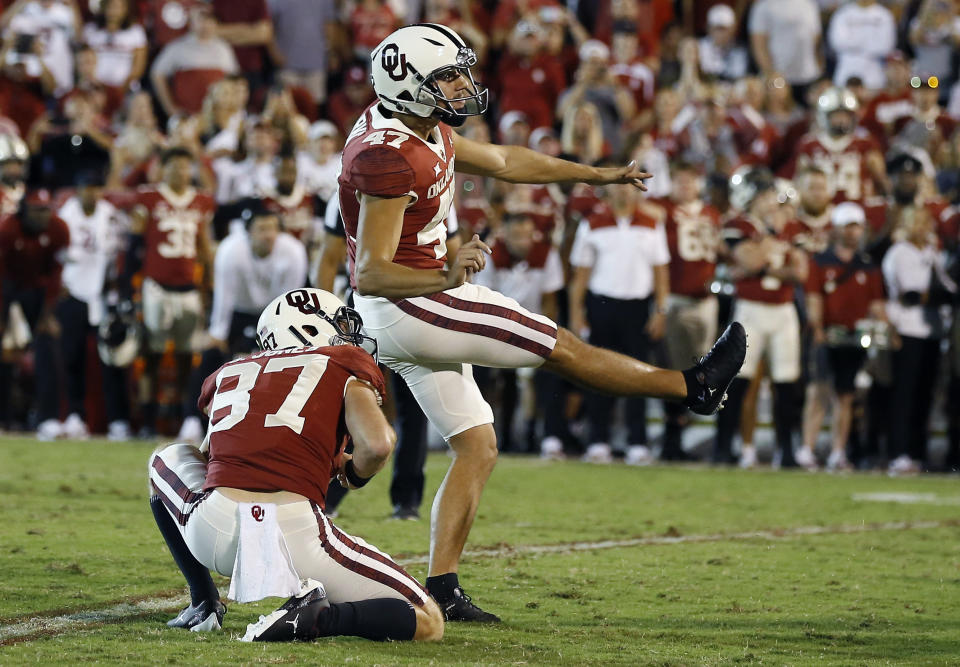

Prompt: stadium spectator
xmin=0 ymin=188 xmax=69 ymax=437
xmin=82 ymin=0 xmax=148 ymax=89
xmin=150 ymin=4 xmax=239 ymax=117
xmin=496 ymin=19 xmax=566 ymax=134
xmin=716 ymin=167 xmax=807 ymax=468
xmin=0 ymin=17 xmax=57 ymax=136
xmin=125 ymin=146 xmax=214 ymax=438
xmin=27 ymin=91 xmax=113 ymax=189
xmin=799 ymin=202 xmax=887 ymax=471
xmin=697 ymin=4 xmax=748 ymax=83
xmin=349 ymin=0 xmax=399 ymax=60
xmin=907 ymin=0 xmax=960 ymax=90
xmin=260 ymin=84 xmax=309 ymax=148
xmin=674 ymin=95 xmax=741 ymax=177
xmin=140 ymin=0 xmax=206 ymax=51
xmin=195 ymin=75 xmax=248 ymax=157
xmin=560 ymin=102 xmax=606 ymax=164
xmin=883 ymin=206 xmax=957 ymax=474
xmin=326 ymin=63 xmax=376 ymax=137
xmin=299 ymin=120 xmax=341 ymax=205
xmin=558 ymin=39 xmax=635 ymax=156
xmin=211 ymin=0 xmax=273 ymax=86
xmin=54 ymin=176 xmax=129 ymax=440
xmin=892 ymin=75 xmax=956 ymax=161
xmin=655 ymin=160 xmax=723 ymax=460
xmin=748 ymin=0 xmax=822 ymax=101
xmin=569 ymin=179 xmax=670 ymax=465
xmin=860 ymin=52 xmax=914 ymax=149
xmin=498 ymin=110 xmax=530 ymax=147
xmin=268 ymin=0 xmax=336 ymax=104
xmin=827 ymin=0 xmax=896 ymax=91
xmin=263 ymin=152 xmax=320 ymax=244
xmin=1 ymin=0 xmax=79 ymax=96
xmin=610 ymin=22 xmax=655 ymax=133
xmin=213 ymin=122 xmax=278 ymax=204
xmin=110 ymin=91 xmax=166 ymax=187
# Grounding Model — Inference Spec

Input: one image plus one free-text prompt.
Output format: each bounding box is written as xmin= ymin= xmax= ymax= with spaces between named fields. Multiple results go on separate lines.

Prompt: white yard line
xmin=1 ymin=518 xmax=954 ymax=645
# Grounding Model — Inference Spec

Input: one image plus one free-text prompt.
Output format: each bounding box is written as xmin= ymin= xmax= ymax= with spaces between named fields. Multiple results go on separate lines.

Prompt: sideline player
xmin=339 ymin=24 xmax=747 ymax=621
xmin=148 ymin=288 xmax=443 ymax=642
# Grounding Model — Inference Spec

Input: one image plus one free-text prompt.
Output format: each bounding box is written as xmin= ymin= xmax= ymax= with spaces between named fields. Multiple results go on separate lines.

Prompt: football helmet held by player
xmin=97 ymin=300 xmax=140 ymax=367
xmin=728 ymin=166 xmax=775 ymax=212
xmin=256 ymin=288 xmax=377 ymax=358
xmin=370 ymin=23 xmax=488 ymax=126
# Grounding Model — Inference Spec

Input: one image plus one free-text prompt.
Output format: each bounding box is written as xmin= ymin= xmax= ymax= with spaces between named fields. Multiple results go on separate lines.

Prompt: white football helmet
xmin=97 ymin=301 xmax=140 ymax=367
xmin=370 ymin=24 xmax=488 ymax=126
xmin=0 ymin=134 xmax=28 ymax=163
xmin=729 ymin=166 xmax=775 ymax=212
xmin=816 ymin=87 xmax=858 ymax=137
xmin=257 ymin=288 xmax=377 ymax=358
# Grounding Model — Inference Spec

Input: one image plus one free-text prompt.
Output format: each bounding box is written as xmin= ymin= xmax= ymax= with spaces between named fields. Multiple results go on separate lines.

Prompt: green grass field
xmin=2 ymin=436 xmax=960 ymax=665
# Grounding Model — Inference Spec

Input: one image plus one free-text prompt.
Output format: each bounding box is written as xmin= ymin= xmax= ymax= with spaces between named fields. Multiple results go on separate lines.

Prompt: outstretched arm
xmin=452 ymin=132 xmax=651 ymax=189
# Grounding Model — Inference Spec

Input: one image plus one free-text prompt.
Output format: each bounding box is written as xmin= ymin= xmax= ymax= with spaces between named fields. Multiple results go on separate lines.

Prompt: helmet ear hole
xmin=302 ymin=325 xmax=319 ymax=337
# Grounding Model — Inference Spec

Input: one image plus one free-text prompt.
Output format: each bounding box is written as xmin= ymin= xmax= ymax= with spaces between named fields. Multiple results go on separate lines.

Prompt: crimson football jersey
xmin=0 ymin=213 xmax=70 ymax=304
xmin=264 ymin=185 xmax=319 ymax=243
xmin=656 ymin=198 xmax=722 ymax=298
xmin=725 ymin=216 xmax=805 ymax=304
xmin=785 ymin=128 xmax=881 ymax=203
xmin=134 ymin=184 xmax=214 ymax=287
xmin=806 ymin=249 xmax=884 ymax=330
xmin=339 ymin=104 xmax=456 ymax=288
xmin=200 ymin=344 xmax=386 ymax=506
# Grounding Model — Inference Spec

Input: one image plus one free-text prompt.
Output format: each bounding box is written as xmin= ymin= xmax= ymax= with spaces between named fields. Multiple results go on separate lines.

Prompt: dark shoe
xmin=241 ymin=580 xmax=329 ymax=642
xmin=660 ymin=448 xmax=694 ymax=462
xmin=684 ymin=322 xmax=747 ymax=416
xmin=167 ymin=599 xmax=226 ymax=632
xmin=391 ymin=505 xmax=420 ymax=521
xmin=435 ymin=586 xmax=501 ymax=623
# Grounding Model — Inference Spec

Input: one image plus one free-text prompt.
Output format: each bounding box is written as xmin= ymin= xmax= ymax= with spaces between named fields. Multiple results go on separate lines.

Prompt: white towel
xmin=228 ymin=502 xmax=301 ymax=603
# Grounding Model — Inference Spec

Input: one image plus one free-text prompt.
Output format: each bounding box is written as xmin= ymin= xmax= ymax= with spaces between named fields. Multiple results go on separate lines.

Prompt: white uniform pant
xmin=148 ymin=444 xmax=431 ymax=608
xmin=734 ymin=299 xmax=801 ymax=382
xmin=664 ymin=295 xmax=718 ymax=369
xmin=354 ymin=282 xmax=559 ymax=440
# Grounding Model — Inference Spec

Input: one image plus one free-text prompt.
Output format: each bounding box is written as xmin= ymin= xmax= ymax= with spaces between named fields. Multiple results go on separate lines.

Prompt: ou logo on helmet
xmin=381 ymin=43 xmax=410 ymax=82
xmin=286 ymin=289 xmax=323 ymax=315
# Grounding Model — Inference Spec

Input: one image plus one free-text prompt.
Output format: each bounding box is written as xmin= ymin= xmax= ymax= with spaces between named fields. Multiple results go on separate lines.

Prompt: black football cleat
xmin=167 ymin=599 xmax=226 ymax=632
xmin=436 ymin=586 xmax=501 ymax=623
xmin=683 ymin=322 xmax=747 ymax=416
xmin=241 ymin=580 xmax=329 ymax=642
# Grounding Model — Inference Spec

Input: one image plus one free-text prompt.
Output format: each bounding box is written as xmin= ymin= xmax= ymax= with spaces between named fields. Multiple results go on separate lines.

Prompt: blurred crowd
xmin=0 ymin=0 xmax=958 ymax=477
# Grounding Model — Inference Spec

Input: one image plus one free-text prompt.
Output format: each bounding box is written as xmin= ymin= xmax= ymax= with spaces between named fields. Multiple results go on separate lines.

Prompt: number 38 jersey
xmin=338 ymin=103 xmax=456 ymax=289
xmin=199 ymin=345 xmax=386 ymax=507
xmin=654 ymin=198 xmax=722 ymax=298
xmin=134 ymin=184 xmax=214 ymax=288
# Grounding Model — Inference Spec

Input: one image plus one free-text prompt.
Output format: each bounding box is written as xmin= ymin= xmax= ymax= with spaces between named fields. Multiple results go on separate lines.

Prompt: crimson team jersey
xmin=264 ymin=185 xmax=319 ymax=243
xmin=0 ymin=213 xmax=70 ymax=304
xmin=725 ymin=216 xmax=805 ymax=304
xmin=201 ymin=344 xmax=386 ymax=506
xmin=806 ymin=249 xmax=884 ymax=330
xmin=134 ymin=184 xmax=214 ymax=287
xmin=655 ymin=198 xmax=722 ymax=298
xmin=339 ymin=104 xmax=456 ymax=288
xmin=786 ymin=128 xmax=881 ymax=203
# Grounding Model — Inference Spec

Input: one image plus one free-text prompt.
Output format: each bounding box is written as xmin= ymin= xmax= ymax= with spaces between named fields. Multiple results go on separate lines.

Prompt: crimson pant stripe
xmin=150 ymin=480 xmax=208 ymax=526
xmin=151 ymin=456 xmax=205 ymax=505
xmin=424 ymin=292 xmax=558 ymax=338
xmin=395 ymin=299 xmax=554 ymax=358
xmin=327 ymin=520 xmax=431 ymax=601
xmin=311 ymin=504 xmax=427 ymax=606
